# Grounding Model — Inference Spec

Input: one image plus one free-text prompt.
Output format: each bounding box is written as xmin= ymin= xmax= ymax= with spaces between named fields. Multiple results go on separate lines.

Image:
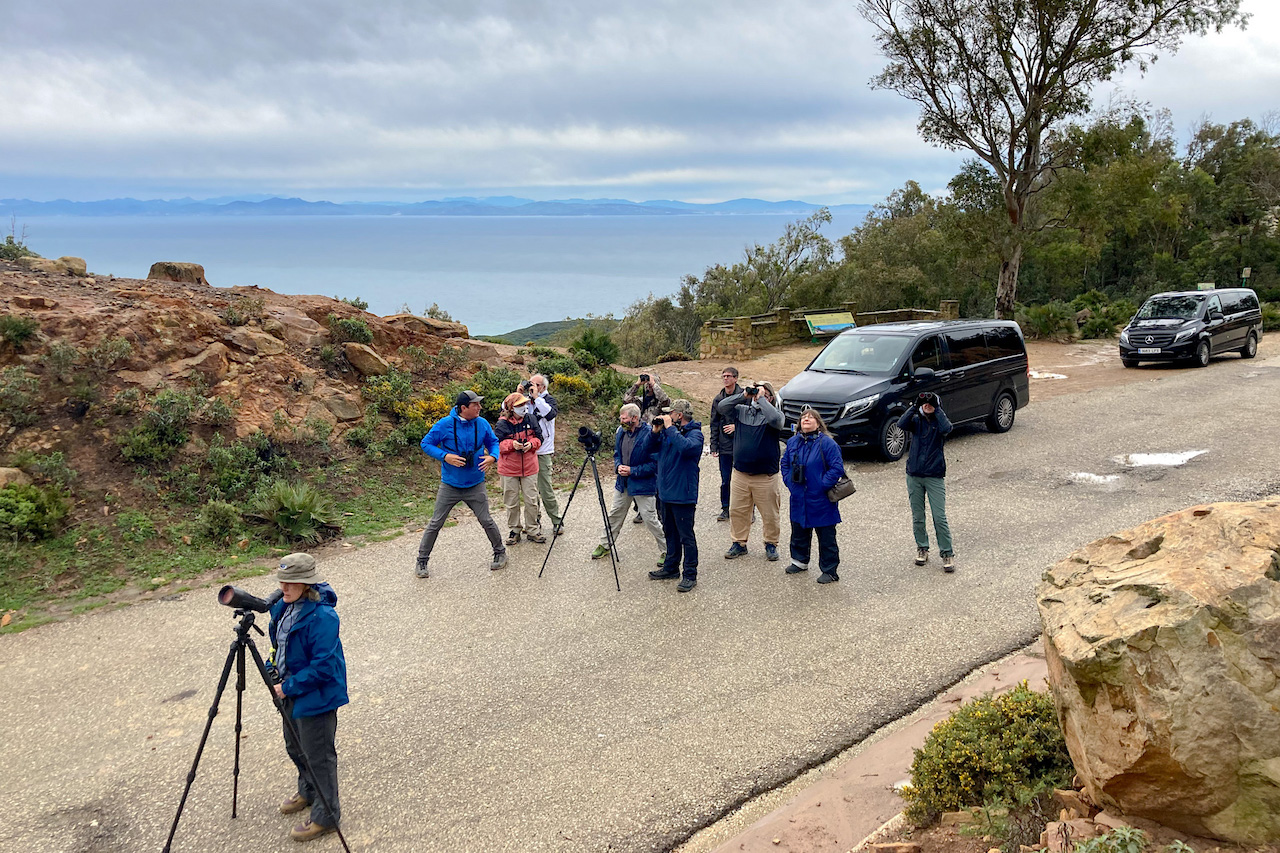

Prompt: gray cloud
xmin=3 ymin=0 xmax=1275 ymax=202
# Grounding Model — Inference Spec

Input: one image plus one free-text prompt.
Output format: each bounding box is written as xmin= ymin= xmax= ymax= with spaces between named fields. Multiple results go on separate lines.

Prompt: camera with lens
xmin=218 ymin=585 xmax=283 ymax=613
xmin=577 ymin=425 xmax=602 ymax=453
xmin=519 ymin=379 xmax=533 ymax=393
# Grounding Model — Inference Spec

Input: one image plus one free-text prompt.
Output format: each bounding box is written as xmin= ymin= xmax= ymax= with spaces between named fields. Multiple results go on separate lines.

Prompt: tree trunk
xmin=995 ymin=241 xmax=1023 ymax=320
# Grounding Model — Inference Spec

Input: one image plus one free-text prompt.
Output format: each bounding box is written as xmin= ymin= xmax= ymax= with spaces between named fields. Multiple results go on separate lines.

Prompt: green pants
xmin=536 ymin=454 xmax=561 ymax=526
xmin=906 ymin=475 xmax=952 ymax=556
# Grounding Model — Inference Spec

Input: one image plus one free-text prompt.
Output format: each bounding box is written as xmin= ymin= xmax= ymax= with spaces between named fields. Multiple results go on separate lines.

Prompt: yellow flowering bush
xmin=551 ymin=373 xmax=592 ymax=405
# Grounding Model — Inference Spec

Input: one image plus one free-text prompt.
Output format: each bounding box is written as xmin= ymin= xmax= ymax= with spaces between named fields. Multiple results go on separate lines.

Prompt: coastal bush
xmin=0 ymin=483 xmax=70 ymax=541
xmin=118 ymin=388 xmax=201 ymax=465
xmin=112 ymin=388 xmax=143 ymax=415
xmin=1074 ymin=827 xmax=1150 ymax=853
xmin=901 ymin=682 xmax=1072 ymax=826
xmin=199 ymin=395 xmax=238 ymax=426
xmin=425 ymin=302 xmax=453 ymax=321
xmin=589 ymin=368 xmax=631 ymax=403
xmin=205 ymin=432 xmax=287 ymax=500
xmin=398 ymin=345 xmax=430 ymax=373
xmin=1263 ymin=302 xmax=1280 ymax=332
xmin=1017 ymin=302 xmax=1076 ymax=341
xmin=44 ymin=340 xmax=80 ymax=383
xmin=361 ymin=368 xmax=415 ymax=412
xmin=85 ymin=337 xmax=133 ymax=372
xmin=550 ymin=373 xmax=593 ymax=406
xmin=657 ymin=350 xmax=692 ymax=362
xmin=0 ymin=366 xmax=40 ymax=426
xmin=197 ymin=499 xmax=244 ymax=544
xmin=0 ymin=233 xmax=38 ymax=261
xmin=429 ymin=344 xmax=470 ymax=379
xmin=221 ymin=295 xmax=265 ymax=327
xmin=569 ymin=328 xmax=620 ymax=366
xmin=0 ymin=315 xmax=40 ymax=349
xmin=249 ymin=480 xmax=339 ymax=545
xmin=530 ymin=353 xmax=581 ymax=378
xmin=340 ymin=296 xmax=369 ymax=311
xmin=12 ymin=451 xmax=77 ymax=488
xmin=327 ymin=314 xmax=373 ymax=344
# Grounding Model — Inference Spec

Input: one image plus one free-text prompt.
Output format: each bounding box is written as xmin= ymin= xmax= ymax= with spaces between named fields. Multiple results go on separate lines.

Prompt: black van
xmin=1118 ymin=288 xmax=1263 ymax=367
xmin=776 ymin=320 xmax=1031 ymax=461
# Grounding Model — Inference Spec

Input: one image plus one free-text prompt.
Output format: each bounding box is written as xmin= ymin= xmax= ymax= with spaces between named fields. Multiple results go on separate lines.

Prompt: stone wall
xmin=699 ymin=300 xmax=960 ymax=360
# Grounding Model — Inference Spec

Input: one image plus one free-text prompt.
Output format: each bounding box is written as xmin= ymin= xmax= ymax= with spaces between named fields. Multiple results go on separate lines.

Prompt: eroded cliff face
xmin=1038 ymin=499 xmax=1280 ymax=843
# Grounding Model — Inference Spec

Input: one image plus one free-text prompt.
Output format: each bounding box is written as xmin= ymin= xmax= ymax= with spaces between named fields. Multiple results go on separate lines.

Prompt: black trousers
xmin=717 ymin=453 xmax=734 ymax=509
xmin=281 ymin=699 xmax=341 ymax=828
xmin=661 ymin=501 xmax=698 ymax=581
xmin=789 ymin=523 xmax=840 ymax=575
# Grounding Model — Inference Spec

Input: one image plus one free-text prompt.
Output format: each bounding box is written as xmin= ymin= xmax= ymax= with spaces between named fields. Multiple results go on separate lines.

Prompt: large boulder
xmin=0 ymin=468 xmax=33 ymax=487
xmin=147 ymin=262 xmax=207 ymax=285
xmin=1037 ymin=500 xmax=1280 ymax=843
xmin=343 ymin=342 xmax=390 ymax=377
xmin=164 ymin=343 xmax=230 ymax=385
xmin=383 ymin=313 xmax=469 ymax=339
xmin=17 ymin=256 xmax=88 ymax=276
xmin=226 ymin=326 xmax=287 ymax=357
xmin=263 ymin=307 xmax=327 ymax=348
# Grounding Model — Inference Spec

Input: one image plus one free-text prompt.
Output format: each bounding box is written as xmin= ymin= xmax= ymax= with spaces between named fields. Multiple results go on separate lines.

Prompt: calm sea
xmin=16 ymin=214 xmax=865 ymax=336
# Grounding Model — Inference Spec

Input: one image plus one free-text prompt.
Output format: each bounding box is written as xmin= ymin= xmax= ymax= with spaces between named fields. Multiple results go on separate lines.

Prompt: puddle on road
xmin=1069 ymin=472 xmax=1121 ymax=485
xmin=1030 ymin=371 xmax=1068 ymax=380
xmin=1114 ymin=450 xmax=1207 ymax=467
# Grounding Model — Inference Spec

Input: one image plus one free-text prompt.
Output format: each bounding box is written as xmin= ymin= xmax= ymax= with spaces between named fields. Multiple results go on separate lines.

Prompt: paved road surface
xmin=3 ymin=350 xmax=1279 ymax=852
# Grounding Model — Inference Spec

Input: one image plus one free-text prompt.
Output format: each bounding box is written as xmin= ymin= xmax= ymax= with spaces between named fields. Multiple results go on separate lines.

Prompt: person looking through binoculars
xmin=623 ymin=372 xmax=671 ymax=424
xmin=716 ymin=380 xmax=785 ymax=563
xmin=269 ymin=553 xmax=348 ymax=843
xmin=495 ymin=391 xmax=545 ymax=544
xmin=592 ymin=403 xmax=665 ymax=564
xmin=648 ymin=399 xmax=703 ymax=593
xmin=897 ymin=392 xmax=956 ymax=572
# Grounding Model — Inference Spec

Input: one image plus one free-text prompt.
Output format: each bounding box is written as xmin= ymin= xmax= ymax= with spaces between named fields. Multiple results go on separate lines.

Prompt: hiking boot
xmin=764 ymin=543 xmax=779 ymax=562
xmin=942 ymin=554 xmax=955 ymax=573
xmin=717 ymin=507 xmax=729 ymax=521
xmin=632 ymin=513 xmax=644 ymax=524
xmin=553 ymin=523 xmax=565 ymax=537
xmin=785 ymin=562 xmax=808 ymax=575
xmin=506 ymin=530 xmax=520 ymax=545
xmin=649 ymin=568 xmax=679 ymax=580
xmin=914 ymin=547 xmax=929 ymax=566
xmin=290 ymin=819 xmax=333 ymax=842
xmin=414 ymin=557 xmax=430 ymax=579
xmin=676 ymin=578 xmax=696 ymax=593
xmin=591 ymin=545 xmax=610 ymax=560
xmin=527 ymin=530 xmax=547 ymax=544
xmin=490 ymin=551 xmax=508 ymax=571
xmin=724 ymin=542 xmax=748 ymax=560
xmin=656 ymin=551 xmax=666 ymax=567
xmin=279 ymin=793 xmax=310 ymax=815
xmin=817 ymin=572 xmax=839 ymax=584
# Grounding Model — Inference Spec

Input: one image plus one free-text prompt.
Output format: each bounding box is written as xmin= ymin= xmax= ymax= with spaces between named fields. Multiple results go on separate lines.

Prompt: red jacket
xmin=494 ymin=414 xmax=542 ymax=477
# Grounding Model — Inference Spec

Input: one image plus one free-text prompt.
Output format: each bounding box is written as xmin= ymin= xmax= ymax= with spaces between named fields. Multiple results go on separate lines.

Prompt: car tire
xmin=1193 ymin=339 xmax=1211 ymax=368
xmin=878 ymin=415 xmax=908 ymax=462
xmin=1121 ymin=357 xmax=1138 ymax=368
xmin=986 ymin=391 xmax=1016 ymax=433
xmin=1240 ymin=332 xmax=1258 ymax=359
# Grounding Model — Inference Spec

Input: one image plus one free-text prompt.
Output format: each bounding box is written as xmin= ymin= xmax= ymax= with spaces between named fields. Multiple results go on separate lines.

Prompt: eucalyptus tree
xmin=858 ymin=0 xmax=1246 ymax=318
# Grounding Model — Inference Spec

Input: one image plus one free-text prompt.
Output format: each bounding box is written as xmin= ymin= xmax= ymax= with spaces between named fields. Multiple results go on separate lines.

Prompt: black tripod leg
xmin=539 ymin=454 xmax=591 ymax=578
xmin=231 ymin=643 xmax=245 ymax=818
xmin=162 ymin=636 xmax=240 ymax=853
xmin=244 ymin=638 xmax=353 ymax=853
xmin=590 ymin=457 xmax=622 ymax=591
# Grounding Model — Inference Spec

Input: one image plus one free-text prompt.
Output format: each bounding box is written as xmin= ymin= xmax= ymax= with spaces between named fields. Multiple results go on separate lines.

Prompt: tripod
xmin=163 ymin=609 xmax=351 ymax=853
xmin=539 ymin=448 xmax=621 ymax=591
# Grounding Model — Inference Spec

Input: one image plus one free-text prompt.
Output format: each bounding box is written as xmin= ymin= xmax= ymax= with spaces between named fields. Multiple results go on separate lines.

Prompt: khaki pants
xmin=502 ymin=475 xmax=540 ymax=534
xmin=536 ymin=454 xmax=561 ymax=526
xmin=601 ymin=489 xmax=664 ymax=551
xmin=729 ymin=470 xmax=781 ymax=544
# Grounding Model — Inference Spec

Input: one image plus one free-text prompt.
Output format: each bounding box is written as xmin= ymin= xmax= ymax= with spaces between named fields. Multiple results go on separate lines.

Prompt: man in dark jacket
xmin=717 ymin=380 xmax=785 ymax=562
xmin=592 ymin=403 xmax=664 ymax=562
xmin=269 ymin=553 xmax=348 ymax=843
xmin=897 ymin=392 xmax=955 ymax=572
xmin=648 ymin=399 xmax=704 ymax=592
xmin=708 ymin=366 xmax=740 ymax=521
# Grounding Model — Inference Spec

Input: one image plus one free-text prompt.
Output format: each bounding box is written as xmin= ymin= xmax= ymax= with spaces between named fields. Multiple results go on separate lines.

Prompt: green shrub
xmin=569 ymin=328 xmax=621 ymax=366
xmin=297 ymin=416 xmax=334 ymax=445
xmin=550 ymin=373 xmax=592 ymax=406
xmin=362 ymin=368 xmax=416 ymax=412
xmin=429 ymin=344 xmax=471 ymax=378
xmin=340 ymin=296 xmax=369 ymax=311
xmin=249 ymin=480 xmax=339 ymax=545
xmin=0 ymin=315 xmax=40 ymax=349
xmin=424 ymin=302 xmax=453 ymax=321
xmin=901 ymin=682 xmax=1073 ymax=826
xmin=115 ymin=509 xmax=157 ymax=543
xmin=327 ymin=314 xmax=373 ymax=344
xmin=588 ymin=367 xmax=631 ymax=403
xmin=657 ymin=349 xmax=692 ymax=362
xmin=0 ymin=233 xmax=39 ymax=260
xmin=85 ymin=337 xmax=133 ymax=372
xmin=0 ymin=483 xmax=70 ymax=541
xmin=522 ymin=345 xmax=559 ymax=360
xmin=1079 ymin=316 xmax=1117 ymax=339
xmin=196 ymin=499 xmax=244 ymax=544
xmin=44 ymin=340 xmax=79 ymax=383
xmin=0 ymin=366 xmax=40 ymax=426
xmin=398 ymin=345 xmax=430 ymax=373
xmin=319 ymin=344 xmax=339 ymax=367
xmin=112 ymin=388 xmax=143 ymax=415
xmin=200 ymin=396 xmax=238 ymax=426
xmin=12 ymin=450 xmax=77 ymax=487
xmin=1263 ymin=302 xmax=1280 ymax=333
xmin=1074 ymin=827 xmax=1150 ymax=853
xmin=221 ymin=296 xmax=265 ymax=326
xmin=118 ymin=387 xmax=201 ymax=464
xmin=206 ymin=432 xmax=286 ymax=500
xmin=1017 ymin=302 xmax=1076 ymax=341
xmin=530 ymin=353 xmax=581 ymax=378
xmin=1069 ymin=289 xmax=1110 ymax=312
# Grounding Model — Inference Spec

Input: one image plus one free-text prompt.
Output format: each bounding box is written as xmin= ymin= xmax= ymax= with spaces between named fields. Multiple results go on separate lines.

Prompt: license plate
xmin=1137 ymin=347 xmax=1161 ymax=354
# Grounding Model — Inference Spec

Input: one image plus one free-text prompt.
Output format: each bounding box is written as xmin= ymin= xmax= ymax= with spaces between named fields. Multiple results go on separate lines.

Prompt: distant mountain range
xmin=0 ymin=195 xmax=874 ymax=219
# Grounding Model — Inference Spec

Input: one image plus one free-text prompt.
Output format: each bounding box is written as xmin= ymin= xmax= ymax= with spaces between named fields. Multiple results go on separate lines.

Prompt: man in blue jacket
xmin=592 ymin=403 xmax=665 ymax=563
xmin=269 ymin=553 xmax=348 ymax=843
xmin=897 ymin=392 xmax=955 ymax=572
xmin=416 ymin=390 xmax=507 ymax=576
xmin=648 ymin=399 xmax=704 ymax=592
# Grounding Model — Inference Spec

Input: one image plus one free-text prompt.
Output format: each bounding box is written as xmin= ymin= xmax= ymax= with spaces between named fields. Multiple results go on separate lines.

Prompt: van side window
xmin=943 ymin=328 xmax=989 ymax=368
xmin=1220 ymin=292 xmax=1242 ymax=314
xmin=1242 ymin=293 xmax=1260 ymax=311
xmin=910 ymin=335 xmax=943 ymax=372
xmin=1207 ymin=295 xmax=1222 ymax=315
xmin=985 ymin=326 xmax=1023 ymax=359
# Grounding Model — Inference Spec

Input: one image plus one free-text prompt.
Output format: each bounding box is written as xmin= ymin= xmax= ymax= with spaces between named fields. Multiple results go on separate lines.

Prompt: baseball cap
xmin=455 ymin=390 xmax=484 ymax=407
xmin=662 ymin=399 xmax=694 ymax=418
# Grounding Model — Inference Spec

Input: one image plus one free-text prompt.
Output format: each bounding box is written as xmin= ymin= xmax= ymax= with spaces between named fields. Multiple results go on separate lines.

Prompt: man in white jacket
xmin=529 ymin=374 xmax=563 ymax=533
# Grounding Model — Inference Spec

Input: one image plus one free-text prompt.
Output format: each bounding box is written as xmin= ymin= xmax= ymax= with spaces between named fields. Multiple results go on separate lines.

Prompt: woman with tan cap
xmin=268 ymin=553 xmax=348 ymax=842
xmin=494 ymin=391 xmax=545 ymax=544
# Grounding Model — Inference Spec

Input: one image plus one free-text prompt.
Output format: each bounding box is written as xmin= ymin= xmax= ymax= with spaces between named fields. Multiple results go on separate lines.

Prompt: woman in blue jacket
xmin=780 ymin=409 xmax=845 ymax=584
xmin=269 ymin=553 xmax=349 ymax=843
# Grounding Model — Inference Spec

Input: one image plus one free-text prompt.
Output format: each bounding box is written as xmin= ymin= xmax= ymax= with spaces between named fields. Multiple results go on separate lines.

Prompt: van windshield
xmin=1135 ymin=295 xmax=1203 ymax=320
xmin=809 ymin=333 xmax=911 ymax=374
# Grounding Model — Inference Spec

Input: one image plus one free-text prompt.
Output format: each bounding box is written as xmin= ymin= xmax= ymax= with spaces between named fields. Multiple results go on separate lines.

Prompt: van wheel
xmin=1240 ymin=332 xmax=1258 ymax=359
xmin=1121 ymin=357 xmax=1137 ymax=368
xmin=1193 ymin=339 xmax=1211 ymax=367
xmin=986 ymin=392 xmax=1016 ymax=433
xmin=878 ymin=417 xmax=908 ymax=462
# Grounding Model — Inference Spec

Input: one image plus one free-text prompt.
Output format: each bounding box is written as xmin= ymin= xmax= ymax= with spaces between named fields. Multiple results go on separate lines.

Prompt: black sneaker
xmin=817 ymin=572 xmax=839 ymax=584
xmin=785 ymin=563 xmax=808 ymax=574
xmin=649 ymin=568 xmax=679 ymax=580
xmin=415 ymin=557 xmax=430 ymax=579
xmin=676 ymin=578 xmax=696 ymax=593
xmin=764 ymin=544 xmax=779 ymax=562
xmin=724 ymin=542 xmax=748 ymax=560
xmin=717 ymin=508 xmax=729 ymax=521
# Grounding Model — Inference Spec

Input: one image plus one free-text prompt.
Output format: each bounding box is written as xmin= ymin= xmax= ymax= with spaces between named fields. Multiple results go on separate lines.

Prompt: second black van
xmin=776 ymin=320 xmax=1031 ymax=461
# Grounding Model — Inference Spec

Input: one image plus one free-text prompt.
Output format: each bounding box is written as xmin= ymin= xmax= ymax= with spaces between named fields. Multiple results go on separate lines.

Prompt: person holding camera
xmin=495 ymin=391 xmax=545 ymax=544
xmin=416 ymin=390 xmax=507 ymax=576
xmin=648 ymin=399 xmax=704 ymax=593
xmin=897 ymin=392 xmax=955 ymax=572
xmin=716 ymin=380 xmax=785 ymax=562
xmin=780 ymin=409 xmax=845 ymax=584
xmin=526 ymin=374 xmax=564 ymax=535
xmin=708 ymin=366 xmax=740 ymax=521
xmin=269 ymin=553 xmax=348 ymax=843
xmin=592 ymin=403 xmax=665 ymax=562
xmin=624 ymin=372 xmax=671 ymax=424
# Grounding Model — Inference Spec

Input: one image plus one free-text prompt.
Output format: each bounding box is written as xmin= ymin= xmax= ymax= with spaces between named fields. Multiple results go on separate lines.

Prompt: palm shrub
xmin=248 ymin=480 xmax=340 ymax=545
xmin=1017 ymin=302 xmax=1076 ymax=341
xmin=0 ymin=483 xmax=70 ymax=541
xmin=1079 ymin=316 xmax=1118 ymax=338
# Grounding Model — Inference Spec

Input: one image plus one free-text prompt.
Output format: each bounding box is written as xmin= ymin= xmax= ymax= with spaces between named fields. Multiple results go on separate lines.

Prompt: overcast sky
xmin=3 ymin=0 xmax=1277 ymax=204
